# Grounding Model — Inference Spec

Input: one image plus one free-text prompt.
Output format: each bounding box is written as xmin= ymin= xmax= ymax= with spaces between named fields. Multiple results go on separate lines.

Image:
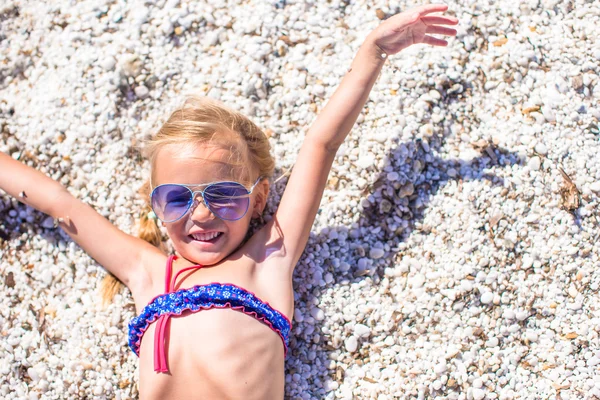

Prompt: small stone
xmin=398 ymin=183 xmax=414 ymax=198
xmin=542 ymin=108 xmax=556 ymax=122
xmin=525 ymin=331 xmax=538 ymax=342
xmin=344 ymin=336 xmax=358 ymax=352
xmin=445 ymin=345 xmax=460 ymax=359
xmin=419 ymin=124 xmax=434 ymax=137
xmin=434 ymin=362 xmax=447 ymax=375
xmin=480 ymin=292 xmax=494 ymax=305
xmin=357 ymin=258 xmax=369 ymax=270
xmin=161 ymin=20 xmax=174 ymax=35
xmin=516 ymin=310 xmax=529 ymax=321
xmin=379 ymin=199 xmax=392 ymax=213
xmin=120 ymin=54 xmax=142 ymax=77
xmin=356 ymin=154 xmax=376 ymax=169
xmin=383 ymin=336 xmax=395 ymax=346
xmin=134 ymin=85 xmax=149 ymax=99
xmin=354 ymin=324 xmax=371 ymax=338
xmin=294 ymin=309 xmax=304 ymax=323
xmin=41 ymin=216 xmax=55 ymax=229
xmin=528 ymin=156 xmax=541 ymax=171
xmin=521 ymin=255 xmax=534 ymax=270
xmin=472 ymin=388 xmax=485 ymax=400
xmin=325 ymin=380 xmax=339 ymax=391
xmin=410 ymin=274 xmax=425 ymax=289
xmin=310 ymin=307 xmax=325 ymax=321
xmin=590 ymin=182 xmax=600 ymax=192
xmin=486 ymin=336 xmax=499 ymax=347
xmin=100 ymin=57 xmax=116 ymax=71
xmin=534 ymin=142 xmax=548 ymax=155
xmin=27 ymin=367 xmax=40 ymax=382
xmin=387 ymin=171 xmax=399 ymax=181
xmin=369 ymin=248 xmax=385 ymax=259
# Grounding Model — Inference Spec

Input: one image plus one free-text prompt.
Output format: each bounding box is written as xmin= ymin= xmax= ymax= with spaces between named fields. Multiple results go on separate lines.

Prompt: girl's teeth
xmin=192 ymin=232 xmax=221 ymax=241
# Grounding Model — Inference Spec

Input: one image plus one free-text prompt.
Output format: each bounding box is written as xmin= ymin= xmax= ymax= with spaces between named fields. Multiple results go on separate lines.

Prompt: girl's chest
xmin=133 ymin=254 xmax=294 ymax=321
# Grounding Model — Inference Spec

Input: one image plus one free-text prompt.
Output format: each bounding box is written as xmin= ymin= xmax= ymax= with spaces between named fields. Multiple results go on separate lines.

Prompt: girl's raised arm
xmin=271 ymin=4 xmax=458 ymax=269
xmin=0 ymin=151 xmax=158 ymax=296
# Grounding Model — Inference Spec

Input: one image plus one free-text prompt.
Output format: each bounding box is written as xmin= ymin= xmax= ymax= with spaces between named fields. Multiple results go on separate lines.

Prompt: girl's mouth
xmin=189 ymin=232 xmax=223 ymax=243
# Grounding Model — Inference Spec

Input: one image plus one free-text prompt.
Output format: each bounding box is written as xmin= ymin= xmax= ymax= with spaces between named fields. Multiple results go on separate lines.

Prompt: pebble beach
xmin=1 ymin=0 xmax=600 ymax=398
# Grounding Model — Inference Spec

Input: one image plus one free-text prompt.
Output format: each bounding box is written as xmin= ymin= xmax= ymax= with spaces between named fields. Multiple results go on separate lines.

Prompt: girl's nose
xmin=189 ymin=196 xmax=215 ymax=221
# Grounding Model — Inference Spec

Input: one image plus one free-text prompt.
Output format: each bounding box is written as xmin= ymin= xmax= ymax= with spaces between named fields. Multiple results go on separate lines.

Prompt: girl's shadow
xmin=274 ymin=91 xmax=521 ymax=398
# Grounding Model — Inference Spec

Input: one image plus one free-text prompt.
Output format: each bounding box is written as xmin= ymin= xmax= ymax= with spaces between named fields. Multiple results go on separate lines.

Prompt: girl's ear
xmin=251 ymin=179 xmax=270 ymax=218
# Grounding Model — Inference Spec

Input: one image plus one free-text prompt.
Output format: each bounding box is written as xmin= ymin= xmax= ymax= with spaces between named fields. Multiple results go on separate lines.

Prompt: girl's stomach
xmin=137 ymin=307 xmax=286 ymax=400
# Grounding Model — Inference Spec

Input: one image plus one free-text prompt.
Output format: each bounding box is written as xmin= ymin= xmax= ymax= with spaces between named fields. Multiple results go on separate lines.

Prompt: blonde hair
xmin=100 ymin=96 xmax=275 ymax=307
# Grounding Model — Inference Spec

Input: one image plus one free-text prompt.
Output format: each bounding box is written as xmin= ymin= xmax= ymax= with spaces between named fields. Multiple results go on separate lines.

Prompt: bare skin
xmin=0 ymin=4 xmax=457 ymax=399
xmin=134 ymin=227 xmax=291 ymax=400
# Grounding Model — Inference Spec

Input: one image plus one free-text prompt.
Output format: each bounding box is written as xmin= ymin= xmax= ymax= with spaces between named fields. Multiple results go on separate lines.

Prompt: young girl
xmin=0 ymin=4 xmax=457 ymax=399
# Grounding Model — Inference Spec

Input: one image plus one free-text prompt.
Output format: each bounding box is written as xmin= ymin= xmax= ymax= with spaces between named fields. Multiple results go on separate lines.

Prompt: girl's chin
xmin=178 ymin=249 xmax=225 ymax=266
xmin=175 ymin=236 xmax=229 ymax=264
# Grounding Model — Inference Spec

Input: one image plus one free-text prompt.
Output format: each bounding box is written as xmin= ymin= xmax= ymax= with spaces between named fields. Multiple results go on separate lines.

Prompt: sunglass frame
xmin=150 ymin=177 xmax=263 ymax=223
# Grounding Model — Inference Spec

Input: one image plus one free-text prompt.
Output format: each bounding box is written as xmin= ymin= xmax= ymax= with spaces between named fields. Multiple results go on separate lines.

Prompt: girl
xmin=0 ymin=4 xmax=457 ymax=399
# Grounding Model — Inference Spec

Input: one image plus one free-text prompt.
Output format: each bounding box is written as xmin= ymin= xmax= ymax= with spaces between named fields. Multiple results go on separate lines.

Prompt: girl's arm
xmin=270 ymin=4 xmax=458 ymax=269
xmin=0 ymin=151 xmax=158 ymax=295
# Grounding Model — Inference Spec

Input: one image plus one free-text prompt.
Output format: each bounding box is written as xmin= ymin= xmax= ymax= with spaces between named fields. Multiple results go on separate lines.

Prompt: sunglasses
xmin=150 ymin=177 xmax=263 ymax=223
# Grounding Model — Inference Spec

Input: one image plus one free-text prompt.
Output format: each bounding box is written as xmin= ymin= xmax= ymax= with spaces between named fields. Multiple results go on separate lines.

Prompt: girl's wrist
xmin=357 ymin=35 xmax=388 ymax=67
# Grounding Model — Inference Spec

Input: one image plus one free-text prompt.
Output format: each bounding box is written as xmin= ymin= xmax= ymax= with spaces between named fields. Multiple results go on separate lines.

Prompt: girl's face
xmin=153 ymin=142 xmax=268 ymax=266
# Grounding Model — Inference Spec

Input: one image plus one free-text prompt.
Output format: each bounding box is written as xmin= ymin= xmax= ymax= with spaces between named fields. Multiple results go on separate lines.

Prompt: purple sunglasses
xmin=150 ymin=177 xmax=263 ymax=223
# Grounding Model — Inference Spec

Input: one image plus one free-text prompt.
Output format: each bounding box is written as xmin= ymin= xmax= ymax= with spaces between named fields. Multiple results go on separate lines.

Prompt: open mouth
xmin=189 ymin=232 xmax=224 ymax=243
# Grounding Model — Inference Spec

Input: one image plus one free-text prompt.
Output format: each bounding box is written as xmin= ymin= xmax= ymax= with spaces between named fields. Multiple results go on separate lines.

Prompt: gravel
xmin=1 ymin=0 xmax=600 ymax=399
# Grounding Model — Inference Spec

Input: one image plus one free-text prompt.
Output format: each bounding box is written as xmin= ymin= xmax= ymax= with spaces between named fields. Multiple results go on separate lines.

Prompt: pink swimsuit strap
xmin=154 ymin=254 xmax=204 ymax=373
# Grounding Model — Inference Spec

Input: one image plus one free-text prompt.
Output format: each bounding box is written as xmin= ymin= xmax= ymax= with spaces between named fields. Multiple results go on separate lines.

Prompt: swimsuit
xmin=128 ymin=255 xmax=292 ymax=373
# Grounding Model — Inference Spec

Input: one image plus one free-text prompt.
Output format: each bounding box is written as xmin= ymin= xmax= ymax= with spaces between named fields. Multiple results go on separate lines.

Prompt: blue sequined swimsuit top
xmin=128 ymin=255 xmax=292 ymax=373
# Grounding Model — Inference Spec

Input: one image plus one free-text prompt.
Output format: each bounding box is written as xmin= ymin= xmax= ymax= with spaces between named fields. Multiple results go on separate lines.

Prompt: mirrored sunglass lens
xmin=152 ymin=185 xmax=193 ymax=221
xmin=204 ymin=183 xmax=249 ymax=220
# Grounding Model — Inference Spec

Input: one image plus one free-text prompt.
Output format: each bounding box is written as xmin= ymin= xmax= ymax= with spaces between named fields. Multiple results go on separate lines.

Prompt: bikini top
xmin=127 ymin=254 xmax=292 ymax=373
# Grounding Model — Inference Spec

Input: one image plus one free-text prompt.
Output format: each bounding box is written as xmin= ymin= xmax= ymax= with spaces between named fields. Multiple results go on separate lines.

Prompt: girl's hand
xmin=368 ymin=4 xmax=458 ymax=56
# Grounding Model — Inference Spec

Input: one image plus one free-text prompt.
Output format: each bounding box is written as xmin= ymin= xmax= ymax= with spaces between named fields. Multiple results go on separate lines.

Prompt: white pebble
xmin=528 ymin=156 xmax=541 ymax=171
xmin=134 ymin=85 xmax=149 ymax=99
xmin=534 ymin=143 xmax=548 ymax=155
xmin=516 ymin=311 xmax=529 ymax=321
xmin=434 ymin=362 xmax=447 ymax=375
xmin=354 ymin=324 xmax=371 ymax=338
xmin=100 ymin=57 xmax=116 ymax=71
xmin=344 ymin=336 xmax=358 ymax=352
xmin=472 ymin=388 xmax=486 ymax=400
xmin=525 ymin=331 xmax=538 ymax=342
xmin=480 ymin=292 xmax=494 ymax=305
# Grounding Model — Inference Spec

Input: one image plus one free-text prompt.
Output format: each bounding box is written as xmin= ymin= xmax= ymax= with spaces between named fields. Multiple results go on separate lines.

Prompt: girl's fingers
xmin=425 ymin=25 xmax=458 ymax=37
xmin=388 ymin=4 xmax=450 ymax=26
xmin=421 ymin=15 xmax=459 ymax=26
xmin=412 ymin=3 xmax=449 ymax=17
xmin=422 ymin=35 xmax=449 ymax=46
